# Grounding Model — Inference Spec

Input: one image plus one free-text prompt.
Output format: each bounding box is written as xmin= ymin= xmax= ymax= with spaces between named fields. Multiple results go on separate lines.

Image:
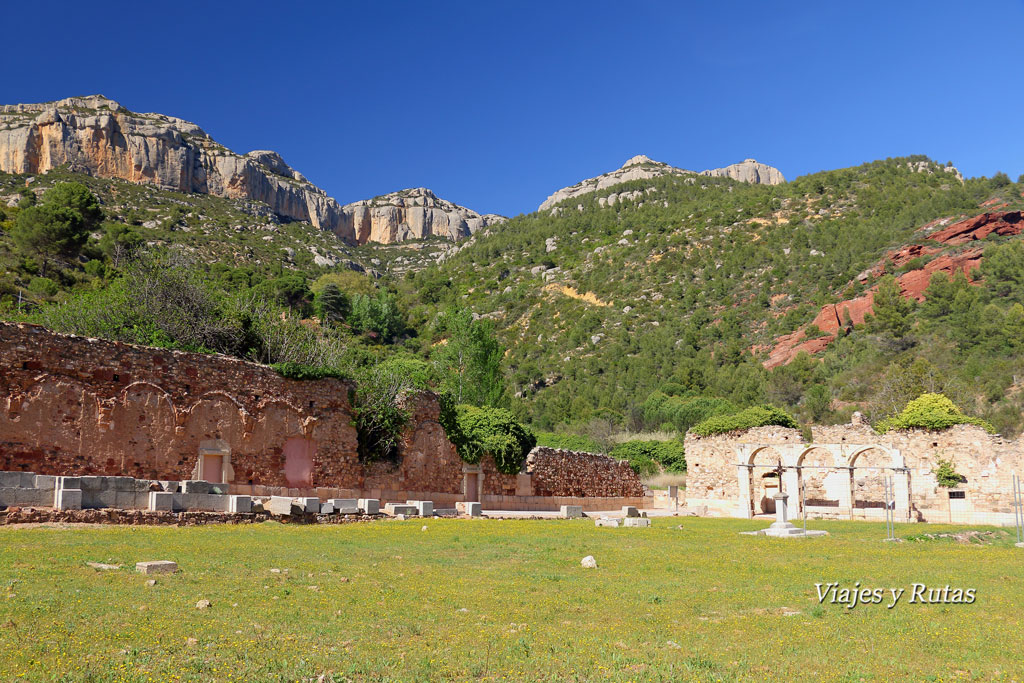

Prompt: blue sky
xmin=5 ymin=1 xmax=1023 ymax=216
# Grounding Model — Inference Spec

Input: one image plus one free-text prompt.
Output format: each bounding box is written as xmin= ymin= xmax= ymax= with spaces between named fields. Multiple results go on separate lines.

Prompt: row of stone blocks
xmin=261 ymin=497 xmax=382 ymax=516
xmin=0 ymin=471 xmax=243 ymax=513
xmin=148 ymin=491 xmax=252 ymax=513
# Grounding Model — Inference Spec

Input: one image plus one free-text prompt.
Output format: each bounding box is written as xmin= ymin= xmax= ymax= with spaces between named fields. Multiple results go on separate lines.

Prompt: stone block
xmin=0 ymin=488 xmax=17 ymax=507
xmin=268 ymin=496 xmax=301 ymax=516
xmin=299 ymin=497 xmax=319 ymax=513
xmin=195 ymin=494 xmax=229 ymax=512
xmin=384 ymin=503 xmax=418 ymax=516
xmin=407 ymin=500 xmax=434 ymax=517
xmin=328 ymin=498 xmax=359 ymax=512
xmin=456 ymin=501 xmax=482 ymax=517
xmin=56 ymin=476 xmax=82 ymax=491
xmin=320 ymin=501 xmax=336 ymax=514
xmin=116 ymin=490 xmax=145 ymax=509
xmin=136 ymin=561 xmax=177 ymax=575
xmin=229 ymin=495 xmax=251 ymax=514
xmin=622 ymin=506 xmax=639 ymax=518
xmin=358 ymin=498 xmax=380 ymax=515
xmin=89 ymin=489 xmax=119 ymax=509
xmin=560 ymin=505 xmax=583 ymax=519
xmin=595 ymin=517 xmax=620 ymax=528
xmin=623 ymin=517 xmax=651 ymax=528
xmin=78 ymin=476 xmax=106 ymax=492
xmin=0 ymin=472 xmax=32 ymax=488
xmin=162 ymin=480 xmax=180 ymax=493
xmin=106 ymin=476 xmax=134 ymax=491
xmin=182 ymin=480 xmax=214 ymax=495
xmin=55 ymin=488 xmax=82 ymax=511
xmin=149 ymin=491 xmax=174 ymax=512
xmin=33 ymin=475 xmax=57 ymax=491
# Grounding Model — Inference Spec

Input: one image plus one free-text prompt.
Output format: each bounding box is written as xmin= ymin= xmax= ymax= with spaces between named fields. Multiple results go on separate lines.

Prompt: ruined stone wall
xmin=0 ymin=322 xmax=361 ymax=487
xmin=685 ymin=421 xmax=1024 ymax=522
xmin=526 ymin=447 xmax=646 ymax=498
xmin=0 ymin=322 xmax=463 ymax=492
xmin=684 ymin=426 xmax=803 ymax=507
xmin=0 ymin=323 xmax=648 ymax=503
xmin=812 ymin=424 xmax=1024 ymax=519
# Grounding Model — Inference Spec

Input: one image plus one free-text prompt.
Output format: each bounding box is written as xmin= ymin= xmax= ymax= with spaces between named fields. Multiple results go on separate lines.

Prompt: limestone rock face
xmin=538 ymin=155 xmax=692 ymax=211
xmin=0 ymin=95 xmax=501 ymax=245
xmin=700 ymin=158 xmax=785 ymax=185
xmin=538 ymin=155 xmax=785 ymax=211
xmin=338 ymin=188 xmax=505 ymax=244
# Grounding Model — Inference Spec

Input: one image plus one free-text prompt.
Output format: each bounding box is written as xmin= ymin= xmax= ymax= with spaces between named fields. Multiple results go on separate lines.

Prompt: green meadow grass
xmin=0 ymin=517 xmax=1021 ymax=682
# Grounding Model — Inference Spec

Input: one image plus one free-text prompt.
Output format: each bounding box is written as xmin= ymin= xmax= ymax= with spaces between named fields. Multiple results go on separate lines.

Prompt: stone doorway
xmin=462 ymin=464 xmax=481 ymax=503
xmin=195 ymin=439 xmax=233 ymax=484
xmin=283 ymin=436 xmax=316 ymax=488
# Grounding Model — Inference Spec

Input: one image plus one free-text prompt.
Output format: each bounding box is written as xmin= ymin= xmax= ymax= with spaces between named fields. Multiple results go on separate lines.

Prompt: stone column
xmin=771 ymin=493 xmax=791 ymax=528
xmin=837 ymin=467 xmax=854 ymax=519
xmin=894 ymin=468 xmax=911 ymax=521
xmin=782 ymin=468 xmax=801 ymax=512
xmin=736 ymin=465 xmax=753 ymax=519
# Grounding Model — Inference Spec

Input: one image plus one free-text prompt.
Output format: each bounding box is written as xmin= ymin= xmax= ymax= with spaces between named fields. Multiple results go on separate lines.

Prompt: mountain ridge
xmin=0 ymin=95 xmax=501 ymax=245
xmin=537 ymin=155 xmax=785 ymax=211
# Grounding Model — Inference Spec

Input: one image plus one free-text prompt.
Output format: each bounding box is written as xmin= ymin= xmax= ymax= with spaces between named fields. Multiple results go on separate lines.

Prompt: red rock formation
xmin=928 ymin=211 xmax=1023 ymax=245
xmin=764 ymin=222 xmax=994 ymax=368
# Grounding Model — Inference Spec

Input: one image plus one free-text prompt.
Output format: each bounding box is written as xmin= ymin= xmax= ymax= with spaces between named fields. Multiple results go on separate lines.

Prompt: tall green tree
xmin=434 ymin=308 xmax=505 ymax=407
xmin=314 ymin=283 xmax=349 ymax=325
xmin=870 ymin=275 xmax=914 ymax=338
xmin=10 ymin=182 xmax=102 ymax=275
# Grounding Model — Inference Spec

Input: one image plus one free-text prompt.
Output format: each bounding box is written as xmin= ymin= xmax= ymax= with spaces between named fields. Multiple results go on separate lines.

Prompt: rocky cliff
xmin=699 ymin=158 xmax=785 ymax=185
xmin=538 ymin=154 xmax=784 ymax=211
xmin=339 ymin=188 xmax=505 ymax=244
xmin=0 ymin=95 xmax=500 ymax=245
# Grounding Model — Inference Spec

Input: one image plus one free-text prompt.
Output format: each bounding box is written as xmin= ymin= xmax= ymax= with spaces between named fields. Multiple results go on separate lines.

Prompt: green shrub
xmin=875 ymin=393 xmax=994 ymax=434
xmin=445 ymin=404 xmax=536 ymax=474
xmin=535 ymin=431 xmax=605 ymax=453
xmin=28 ymin=276 xmax=58 ymax=296
xmin=271 ymin=362 xmax=347 ymax=381
xmin=934 ymin=458 xmax=966 ymax=488
xmin=691 ymin=405 xmax=798 ymax=437
xmin=610 ymin=440 xmax=686 ymax=475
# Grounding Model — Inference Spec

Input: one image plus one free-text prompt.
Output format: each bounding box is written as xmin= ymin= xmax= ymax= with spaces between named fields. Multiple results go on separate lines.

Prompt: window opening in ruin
xmin=949 ymin=490 xmax=965 ymax=499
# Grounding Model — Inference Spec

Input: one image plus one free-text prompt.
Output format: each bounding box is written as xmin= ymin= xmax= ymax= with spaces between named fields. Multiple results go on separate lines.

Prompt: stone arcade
xmin=685 ymin=416 xmax=1024 ymax=526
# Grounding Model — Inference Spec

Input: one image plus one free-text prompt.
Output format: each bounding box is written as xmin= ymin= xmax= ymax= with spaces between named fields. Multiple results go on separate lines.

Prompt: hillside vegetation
xmin=3 ymin=157 xmax=1024 ymax=453
xmin=392 ymin=157 xmax=1024 ymax=436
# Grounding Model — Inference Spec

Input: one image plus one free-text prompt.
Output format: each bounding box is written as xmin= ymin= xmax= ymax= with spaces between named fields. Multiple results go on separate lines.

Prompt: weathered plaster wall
xmin=0 ymin=322 xmax=360 ymax=487
xmin=0 ymin=323 xmax=647 ymax=505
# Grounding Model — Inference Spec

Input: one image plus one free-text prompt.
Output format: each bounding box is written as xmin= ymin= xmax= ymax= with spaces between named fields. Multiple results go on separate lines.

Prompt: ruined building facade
xmin=0 ymin=322 xmax=646 ymax=510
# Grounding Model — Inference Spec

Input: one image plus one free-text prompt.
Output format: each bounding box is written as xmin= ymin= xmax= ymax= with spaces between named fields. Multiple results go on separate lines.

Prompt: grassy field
xmin=0 ymin=517 xmax=1022 ymax=682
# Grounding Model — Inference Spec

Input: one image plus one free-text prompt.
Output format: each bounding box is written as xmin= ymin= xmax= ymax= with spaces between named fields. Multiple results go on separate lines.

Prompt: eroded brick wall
xmin=0 ymin=323 xmax=646 ymax=501
xmin=526 ymin=447 xmax=646 ymax=498
xmin=0 ymin=322 xmax=362 ymax=487
xmin=0 ymin=322 xmax=467 ymax=492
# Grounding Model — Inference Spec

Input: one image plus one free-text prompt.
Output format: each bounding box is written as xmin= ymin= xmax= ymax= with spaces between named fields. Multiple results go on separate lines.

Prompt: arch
xmin=849 ymin=446 xmax=892 ymax=517
xmin=795 ymin=446 xmax=843 ymax=509
xmin=182 ymin=393 xmax=247 ymax=446
xmin=110 ymin=382 xmax=178 ymax=478
xmin=747 ymin=445 xmax=785 ymax=515
xmin=5 ymin=378 xmax=98 ymax=456
xmin=849 ymin=445 xmax=902 ymax=469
